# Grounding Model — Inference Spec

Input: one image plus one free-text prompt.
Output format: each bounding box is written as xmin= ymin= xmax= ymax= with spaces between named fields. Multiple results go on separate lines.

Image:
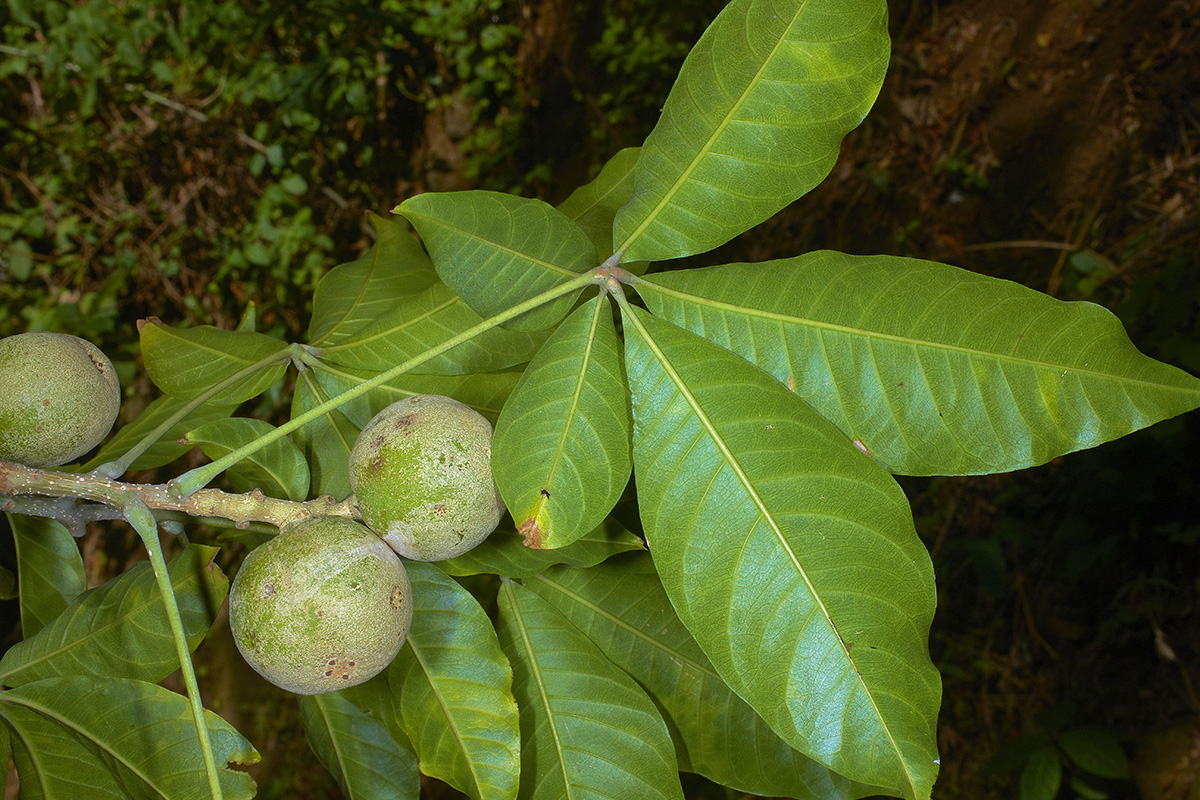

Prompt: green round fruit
xmin=229 ymin=516 xmax=413 ymax=695
xmin=349 ymin=394 xmax=505 ymax=561
xmin=0 ymin=331 xmax=121 ymax=467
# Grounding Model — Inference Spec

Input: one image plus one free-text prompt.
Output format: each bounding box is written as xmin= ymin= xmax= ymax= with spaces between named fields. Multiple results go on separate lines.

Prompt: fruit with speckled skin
xmin=0 ymin=332 xmax=121 ymax=467
xmin=349 ymin=394 xmax=505 ymax=561
xmin=229 ymin=516 xmax=413 ymax=695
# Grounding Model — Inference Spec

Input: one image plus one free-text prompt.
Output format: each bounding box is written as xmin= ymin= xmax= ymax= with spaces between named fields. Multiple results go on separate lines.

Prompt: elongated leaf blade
xmin=309 ymin=213 xmax=439 ymax=347
xmin=493 ymin=294 xmax=632 ymax=548
xmin=496 ymin=579 xmax=684 ymax=800
xmin=437 ymin=518 xmax=645 ymax=579
xmin=636 ymin=252 xmax=1200 ymax=475
xmin=613 ymin=0 xmax=889 ymax=263
xmin=3 ymin=701 xmax=129 ymax=800
xmin=140 ymin=320 xmax=290 ymax=405
xmin=0 ymin=545 xmax=226 ymax=687
xmin=8 ymin=513 xmax=85 ymax=638
xmin=80 ymin=395 xmax=237 ymax=473
xmin=387 ymin=562 xmax=519 ymax=800
xmin=528 ymin=559 xmax=885 ymax=799
xmin=299 ymin=691 xmax=420 ymax=800
xmin=2 ymin=676 xmax=258 ymax=799
xmin=398 ymin=191 xmax=597 ymax=331
xmin=185 ymin=417 xmax=311 ymax=501
xmin=316 ymin=282 xmax=546 ymax=375
xmin=622 ymin=307 xmax=940 ymax=799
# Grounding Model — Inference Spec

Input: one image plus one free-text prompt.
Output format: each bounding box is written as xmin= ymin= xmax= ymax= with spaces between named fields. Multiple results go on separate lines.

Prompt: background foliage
xmin=2 ymin=0 xmax=1199 ymax=797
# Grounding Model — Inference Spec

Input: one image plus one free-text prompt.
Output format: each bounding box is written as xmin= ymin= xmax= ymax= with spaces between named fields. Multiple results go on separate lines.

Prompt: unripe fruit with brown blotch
xmin=349 ymin=395 xmax=504 ymax=561
xmin=228 ymin=516 xmax=413 ymax=695
xmin=0 ymin=332 xmax=121 ymax=467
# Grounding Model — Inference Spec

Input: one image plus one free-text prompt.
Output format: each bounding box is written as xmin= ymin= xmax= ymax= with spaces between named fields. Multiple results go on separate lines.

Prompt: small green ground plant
xmin=1 ymin=0 xmax=1198 ymax=798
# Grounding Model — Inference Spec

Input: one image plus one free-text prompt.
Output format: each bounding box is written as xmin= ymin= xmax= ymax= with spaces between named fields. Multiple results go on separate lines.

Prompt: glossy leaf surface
xmin=140 ymin=319 xmax=290 ymax=405
xmin=613 ymin=0 xmax=889 ymax=262
xmin=398 ymin=190 xmax=597 ymax=331
xmin=2 ymin=676 xmax=258 ymax=799
xmin=185 ymin=417 xmax=311 ymax=500
xmin=636 ymin=252 xmax=1200 ymax=475
xmin=300 ymin=691 xmax=420 ymax=800
xmin=436 ymin=519 xmax=646 ymax=579
xmin=0 ymin=545 xmax=226 ymax=687
xmin=388 ymin=562 xmax=520 ymax=800
xmin=622 ymin=306 xmax=940 ymax=799
xmin=497 ymin=579 xmax=684 ymax=800
xmin=316 ymin=281 xmax=545 ymax=375
xmin=493 ymin=294 xmax=632 ymax=548
xmin=8 ymin=513 xmax=85 ymax=638
xmin=3 ymin=701 xmax=130 ymax=799
xmin=528 ymin=559 xmax=883 ymax=799
xmin=308 ymin=213 xmax=439 ymax=347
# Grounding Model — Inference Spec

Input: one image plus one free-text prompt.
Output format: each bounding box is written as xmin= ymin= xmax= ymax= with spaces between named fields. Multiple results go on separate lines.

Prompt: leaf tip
xmin=518 ymin=514 xmax=544 ymax=549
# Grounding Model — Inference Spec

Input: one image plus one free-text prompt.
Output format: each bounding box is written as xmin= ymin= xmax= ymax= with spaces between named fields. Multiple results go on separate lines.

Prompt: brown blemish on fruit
xmin=433 ymin=503 xmax=447 ymax=518
xmin=390 ymin=587 xmax=405 ymax=608
xmin=263 ymin=583 xmax=276 ymax=597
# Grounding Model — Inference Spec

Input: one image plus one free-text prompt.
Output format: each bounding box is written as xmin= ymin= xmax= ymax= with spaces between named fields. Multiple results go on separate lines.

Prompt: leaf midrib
xmin=616 ymin=0 xmax=811 ymax=259
xmin=638 ymin=279 xmax=1198 ymax=392
xmin=317 ymin=290 xmax=460 ymax=354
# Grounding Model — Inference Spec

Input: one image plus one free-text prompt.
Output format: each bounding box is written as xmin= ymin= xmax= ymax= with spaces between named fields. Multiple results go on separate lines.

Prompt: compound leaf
xmin=8 ymin=513 xmax=85 ymax=638
xmin=300 ymin=690 xmax=420 ymax=800
xmin=0 ymin=545 xmax=226 ymax=687
xmin=527 ymin=559 xmax=885 ymax=799
xmin=622 ymin=306 xmax=940 ymax=799
xmin=139 ymin=319 xmax=290 ymax=405
xmin=613 ymin=0 xmax=889 ymax=263
xmin=309 ymin=213 xmax=439 ymax=347
xmin=316 ymin=282 xmax=545 ymax=375
xmin=184 ymin=417 xmax=310 ymax=501
xmin=398 ymin=190 xmax=596 ymax=331
xmin=493 ymin=294 xmax=632 ymax=548
xmin=1 ymin=676 xmax=258 ymax=799
xmin=387 ymin=562 xmax=520 ymax=800
xmin=496 ymin=579 xmax=684 ymax=800
xmin=636 ymin=252 xmax=1200 ymax=475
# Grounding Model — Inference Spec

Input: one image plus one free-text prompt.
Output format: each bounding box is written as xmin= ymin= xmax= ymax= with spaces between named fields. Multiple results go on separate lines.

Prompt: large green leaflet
xmin=387 ymin=562 xmax=520 ymax=800
xmin=398 ymin=191 xmax=597 ymax=332
xmin=621 ymin=306 xmax=940 ymax=799
xmin=613 ymin=0 xmax=889 ymax=263
xmin=557 ymin=148 xmax=641 ymax=260
xmin=492 ymin=294 xmax=632 ymax=549
xmin=527 ymin=560 xmax=885 ymax=800
xmin=8 ymin=513 xmax=85 ymax=638
xmin=496 ymin=580 xmax=685 ymax=800
xmin=299 ymin=691 xmax=420 ymax=800
xmin=635 ymin=253 xmax=1200 ymax=475
xmin=307 ymin=213 xmax=439 ymax=347
xmin=1 ymin=676 xmax=258 ymax=799
xmin=315 ymin=281 xmax=546 ymax=375
xmin=0 ymin=545 xmax=226 ymax=687
xmin=139 ymin=321 xmax=290 ymax=405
